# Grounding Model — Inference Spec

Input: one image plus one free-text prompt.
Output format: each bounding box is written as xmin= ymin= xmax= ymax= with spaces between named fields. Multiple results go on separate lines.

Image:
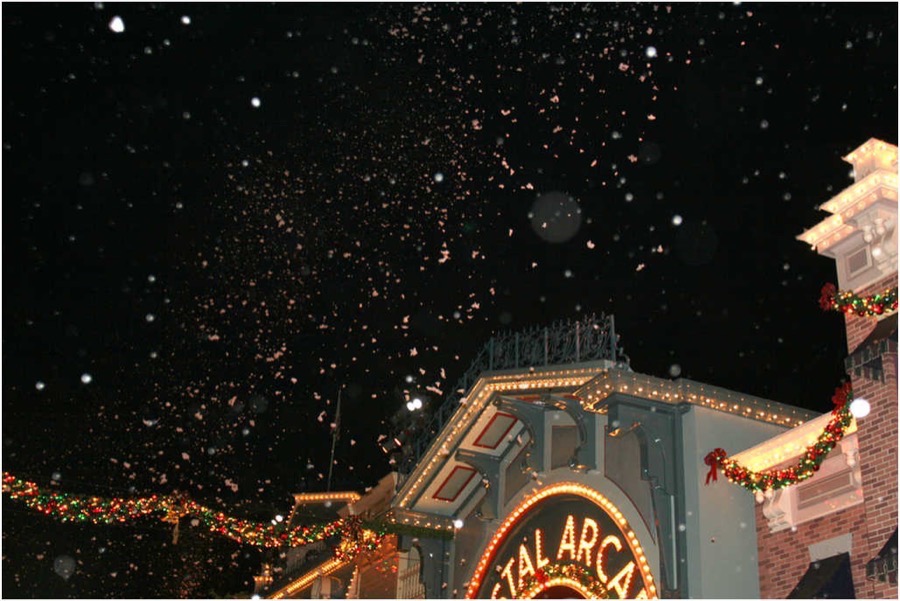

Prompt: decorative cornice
xmin=797 ymin=170 xmax=897 ymax=252
xmin=581 ymin=370 xmax=816 ymax=428
xmin=293 ymin=491 xmax=361 ymax=505
xmin=843 ymin=138 xmax=898 ymax=168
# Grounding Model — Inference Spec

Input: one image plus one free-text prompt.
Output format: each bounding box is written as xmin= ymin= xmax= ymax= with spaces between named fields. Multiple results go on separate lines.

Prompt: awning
xmin=866 ymin=528 xmax=898 ymax=585
xmin=788 ymin=552 xmax=855 ymax=599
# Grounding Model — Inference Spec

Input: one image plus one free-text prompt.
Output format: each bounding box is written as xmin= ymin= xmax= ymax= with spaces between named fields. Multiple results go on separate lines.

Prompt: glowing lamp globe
xmin=849 ymin=398 xmax=871 ymax=418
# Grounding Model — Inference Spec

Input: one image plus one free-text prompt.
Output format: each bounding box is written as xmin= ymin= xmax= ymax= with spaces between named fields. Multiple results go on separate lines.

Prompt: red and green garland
xmin=819 ymin=283 xmax=898 ymax=317
xmin=1 ymin=472 xmax=384 ymax=556
xmin=704 ymin=382 xmax=854 ymax=493
xmin=332 ymin=519 xmax=387 ymax=562
xmin=519 ymin=562 xmax=609 ymax=599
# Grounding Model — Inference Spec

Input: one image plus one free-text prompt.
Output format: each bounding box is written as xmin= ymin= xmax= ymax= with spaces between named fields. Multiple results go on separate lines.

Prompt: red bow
xmin=819 ymin=283 xmax=837 ymax=311
xmin=704 ymin=448 xmax=727 ymax=485
xmin=831 ymin=382 xmax=852 ymax=412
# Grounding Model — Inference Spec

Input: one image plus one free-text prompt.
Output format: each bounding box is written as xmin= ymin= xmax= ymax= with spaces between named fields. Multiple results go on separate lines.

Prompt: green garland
xmin=371 ymin=519 xmax=455 ymax=541
xmin=819 ymin=282 xmax=898 ymax=317
xmin=706 ymin=383 xmax=854 ymax=493
xmin=519 ymin=562 xmax=609 ymax=598
xmin=332 ymin=521 xmax=387 ymax=561
xmin=1 ymin=473 xmax=377 ymax=551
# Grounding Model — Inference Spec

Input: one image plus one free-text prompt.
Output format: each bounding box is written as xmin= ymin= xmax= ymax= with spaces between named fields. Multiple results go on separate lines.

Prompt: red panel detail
xmin=473 ymin=412 xmax=517 ymax=450
xmin=433 ymin=465 xmax=477 ymax=502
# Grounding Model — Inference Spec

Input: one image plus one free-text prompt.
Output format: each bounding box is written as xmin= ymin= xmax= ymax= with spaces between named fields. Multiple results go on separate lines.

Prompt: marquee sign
xmin=465 ymin=483 xmax=657 ymax=599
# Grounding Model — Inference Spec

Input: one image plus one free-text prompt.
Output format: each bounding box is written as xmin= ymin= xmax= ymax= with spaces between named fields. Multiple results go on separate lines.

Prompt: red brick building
xmin=748 ymin=138 xmax=898 ymax=598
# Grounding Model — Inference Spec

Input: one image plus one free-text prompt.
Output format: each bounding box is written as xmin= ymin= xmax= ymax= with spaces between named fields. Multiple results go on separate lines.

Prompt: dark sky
xmin=2 ymin=3 xmax=897 ymax=598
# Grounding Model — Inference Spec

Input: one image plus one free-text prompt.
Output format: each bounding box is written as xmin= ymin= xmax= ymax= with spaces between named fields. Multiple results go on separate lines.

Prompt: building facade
xmin=258 ymin=139 xmax=897 ymax=599
xmin=390 ymin=360 xmax=816 ymax=599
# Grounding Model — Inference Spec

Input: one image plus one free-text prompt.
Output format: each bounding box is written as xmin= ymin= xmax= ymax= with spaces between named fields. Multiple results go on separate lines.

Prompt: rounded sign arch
xmin=465 ymin=482 xmax=657 ymax=599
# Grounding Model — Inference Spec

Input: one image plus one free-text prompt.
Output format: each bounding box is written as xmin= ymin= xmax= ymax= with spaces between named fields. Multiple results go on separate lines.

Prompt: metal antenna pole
xmin=326 ymin=386 xmax=342 ymax=492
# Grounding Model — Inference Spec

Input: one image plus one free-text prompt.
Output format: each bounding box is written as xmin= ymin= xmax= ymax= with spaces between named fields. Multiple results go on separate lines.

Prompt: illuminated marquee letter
xmin=490 ymin=583 xmax=504 ymax=599
xmin=518 ymin=544 xmax=536 ymax=590
xmin=499 ymin=557 xmax=517 ymax=598
xmin=534 ymin=528 xmax=550 ymax=569
xmin=596 ymin=534 xmax=623 ymax=583
xmin=608 ymin=561 xmax=636 ymax=598
xmin=557 ymin=515 xmax=578 ymax=561
xmin=576 ymin=517 xmax=599 ymax=567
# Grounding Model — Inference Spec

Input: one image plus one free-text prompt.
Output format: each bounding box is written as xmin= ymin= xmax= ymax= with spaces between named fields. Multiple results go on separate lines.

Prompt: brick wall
xmin=756 ymin=503 xmax=868 ymax=598
xmin=850 ymin=346 xmax=898 ymax=599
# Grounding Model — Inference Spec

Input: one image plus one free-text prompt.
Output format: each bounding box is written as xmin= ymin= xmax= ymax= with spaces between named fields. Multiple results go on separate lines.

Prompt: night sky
xmin=2 ymin=3 xmax=897 ymax=598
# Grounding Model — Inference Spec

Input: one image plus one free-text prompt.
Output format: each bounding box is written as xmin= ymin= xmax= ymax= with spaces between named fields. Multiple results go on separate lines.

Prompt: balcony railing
xmin=396 ymin=560 xmax=425 ymax=599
